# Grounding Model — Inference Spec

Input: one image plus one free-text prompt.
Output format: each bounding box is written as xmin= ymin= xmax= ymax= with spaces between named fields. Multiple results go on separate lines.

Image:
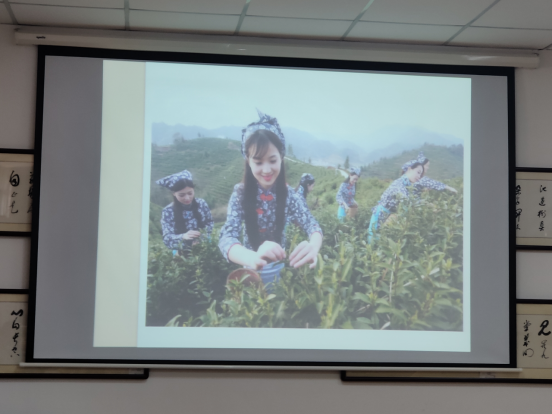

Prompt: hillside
xmin=152 ymin=122 xmax=464 ymax=169
xmin=361 ymin=143 xmax=463 ymax=181
xmin=150 ymin=138 xmax=244 ymax=213
xmin=147 ymin=138 xmax=465 ymax=330
xmin=152 ymin=122 xmax=371 ymax=166
xmin=148 ymin=137 xmax=463 ymax=246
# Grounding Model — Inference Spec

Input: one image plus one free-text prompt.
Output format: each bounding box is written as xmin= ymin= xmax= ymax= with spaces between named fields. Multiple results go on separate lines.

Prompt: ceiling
xmin=1 ymin=0 xmax=551 ymax=50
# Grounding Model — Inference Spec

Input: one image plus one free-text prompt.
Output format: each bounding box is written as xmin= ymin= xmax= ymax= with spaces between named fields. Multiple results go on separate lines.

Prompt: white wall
xmin=516 ymin=50 xmax=552 ymax=299
xmin=1 ymin=23 xmax=552 ymax=413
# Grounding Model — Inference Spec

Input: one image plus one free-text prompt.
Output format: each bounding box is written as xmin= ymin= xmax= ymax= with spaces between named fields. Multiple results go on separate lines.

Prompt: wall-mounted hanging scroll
xmin=516 ymin=168 xmax=552 ymax=250
xmin=0 ymin=293 xmax=148 ymax=379
xmin=341 ymin=304 xmax=552 ymax=384
xmin=0 ymin=150 xmax=33 ymax=236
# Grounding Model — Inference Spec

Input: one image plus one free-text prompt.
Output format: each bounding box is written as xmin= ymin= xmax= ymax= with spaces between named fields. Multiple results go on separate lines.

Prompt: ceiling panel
xmin=450 ymin=27 xmax=552 ymax=49
xmin=474 ymin=0 xmax=552 ymax=30
xmin=130 ymin=11 xmax=239 ymax=34
xmin=348 ymin=22 xmax=459 ymax=45
xmin=11 ymin=0 xmax=123 ymax=8
xmin=247 ymin=0 xmax=368 ymax=20
xmin=130 ymin=0 xmax=244 ymax=15
xmin=240 ymin=16 xmax=351 ymax=39
xmin=360 ymin=0 xmax=496 ymax=26
xmin=11 ymin=4 xmax=124 ymax=28
xmin=0 ymin=3 xmax=12 ymax=24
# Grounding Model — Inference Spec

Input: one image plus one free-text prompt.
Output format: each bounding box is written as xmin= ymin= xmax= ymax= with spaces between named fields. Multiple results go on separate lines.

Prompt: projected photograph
xmin=143 ymin=62 xmax=469 ymax=333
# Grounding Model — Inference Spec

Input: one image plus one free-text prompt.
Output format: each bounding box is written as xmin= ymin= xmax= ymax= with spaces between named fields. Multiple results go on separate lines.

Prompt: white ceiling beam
xmin=14 ymin=26 xmax=539 ymax=68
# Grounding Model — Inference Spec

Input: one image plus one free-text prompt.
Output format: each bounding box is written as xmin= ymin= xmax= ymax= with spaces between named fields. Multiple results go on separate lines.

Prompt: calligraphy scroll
xmin=0 ymin=152 xmax=33 ymax=234
xmin=516 ymin=170 xmax=552 ymax=248
xmin=0 ymin=299 xmax=27 ymax=365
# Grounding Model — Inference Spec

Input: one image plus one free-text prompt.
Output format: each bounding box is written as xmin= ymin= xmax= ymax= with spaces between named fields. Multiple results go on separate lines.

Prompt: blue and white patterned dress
xmin=161 ymin=198 xmax=213 ymax=250
xmin=415 ymin=176 xmax=446 ymax=191
xmin=218 ymin=183 xmax=322 ymax=260
xmin=296 ymin=185 xmax=306 ymax=199
xmin=368 ymin=176 xmax=415 ymax=241
xmin=336 ymin=182 xmax=356 ymax=208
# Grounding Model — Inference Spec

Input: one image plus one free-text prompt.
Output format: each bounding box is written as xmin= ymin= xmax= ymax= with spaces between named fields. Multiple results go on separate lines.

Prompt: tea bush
xmin=147 ymin=178 xmax=463 ymax=331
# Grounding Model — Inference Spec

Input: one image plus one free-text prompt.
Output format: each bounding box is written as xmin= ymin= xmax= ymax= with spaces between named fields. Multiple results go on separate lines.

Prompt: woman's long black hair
xmin=243 ymin=129 xmax=287 ymax=251
xmin=171 ymin=179 xmax=204 ymax=234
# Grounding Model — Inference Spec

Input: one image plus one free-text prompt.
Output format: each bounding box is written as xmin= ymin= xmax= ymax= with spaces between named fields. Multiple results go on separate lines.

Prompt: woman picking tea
xmin=336 ymin=167 xmax=360 ymax=220
xmin=295 ymin=173 xmax=315 ymax=200
xmin=157 ymin=170 xmax=213 ymax=251
xmin=368 ymin=161 xmax=424 ymax=243
xmin=218 ymin=111 xmax=322 ymax=271
xmin=402 ymin=152 xmax=458 ymax=194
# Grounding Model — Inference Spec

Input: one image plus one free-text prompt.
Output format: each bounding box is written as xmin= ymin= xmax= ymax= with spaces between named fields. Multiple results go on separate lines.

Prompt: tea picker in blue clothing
xmin=156 ymin=170 xmax=214 ymax=254
xmin=218 ymin=110 xmax=323 ymax=287
xmin=295 ymin=173 xmax=315 ymax=200
xmin=336 ymin=167 xmax=360 ymax=220
xmin=404 ymin=152 xmax=458 ymax=194
xmin=368 ymin=161 xmax=424 ymax=243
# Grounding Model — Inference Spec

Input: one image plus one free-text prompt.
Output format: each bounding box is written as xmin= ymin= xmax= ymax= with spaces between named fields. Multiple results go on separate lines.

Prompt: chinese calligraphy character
xmin=539 ymin=197 xmax=546 ymax=206
xmin=523 ymin=348 xmax=534 ymax=357
xmin=542 ymin=340 xmax=549 ymax=359
xmin=516 ymin=185 xmax=521 ymax=196
xmin=9 ymin=200 xmax=18 ymax=214
xmin=538 ymin=320 xmax=551 ymax=336
xmin=9 ymin=170 xmax=20 ymax=187
xmin=541 ymin=185 xmax=547 ymax=193
xmin=10 ymin=309 xmax=23 ymax=358
xmin=524 ymin=320 xmax=531 ymax=331
xmin=523 ymin=333 xmax=530 ymax=347
xmin=538 ymin=210 xmax=547 ymax=218
xmin=540 ymin=221 xmax=545 ymax=231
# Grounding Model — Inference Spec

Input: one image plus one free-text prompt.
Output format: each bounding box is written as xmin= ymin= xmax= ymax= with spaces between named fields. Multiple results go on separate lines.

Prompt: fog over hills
xmin=151 ymin=123 xmax=464 ymax=167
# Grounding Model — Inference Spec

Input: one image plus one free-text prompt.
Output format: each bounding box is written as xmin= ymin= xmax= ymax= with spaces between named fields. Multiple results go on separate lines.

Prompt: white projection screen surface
xmin=28 ymin=46 xmax=516 ymax=368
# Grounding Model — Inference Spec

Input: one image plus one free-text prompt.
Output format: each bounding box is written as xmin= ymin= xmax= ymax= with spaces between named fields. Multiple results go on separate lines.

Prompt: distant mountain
xmin=281 ymin=127 xmax=372 ymax=166
xmin=151 ymin=123 xmax=464 ymax=169
xmin=362 ymin=143 xmax=464 ymax=181
xmin=151 ymin=123 xmax=243 ymax=145
xmin=360 ymin=126 xmax=464 ymax=164
xmin=151 ymin=123 xmax=372 ymax=167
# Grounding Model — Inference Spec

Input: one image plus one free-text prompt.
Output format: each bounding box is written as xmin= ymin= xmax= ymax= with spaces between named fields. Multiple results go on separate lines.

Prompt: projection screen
xmin=27 ymin=46 xmax=516 ymax=367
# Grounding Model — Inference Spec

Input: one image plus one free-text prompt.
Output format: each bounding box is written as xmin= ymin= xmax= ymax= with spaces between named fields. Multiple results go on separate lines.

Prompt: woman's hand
xmin=238 ymin=249 xmax=268 ymax=270
xmin=289 ymin=240 xmax=320 ymax=269
xmin=182 ymin=230 xmax=201 ymax=240
xmin=445 ymin=186 xmax=458 ymax=194
xmin=257 ymin=241 xmax=286 ymax=263
xmin=228 ymin=241 xmax=285 ymax=270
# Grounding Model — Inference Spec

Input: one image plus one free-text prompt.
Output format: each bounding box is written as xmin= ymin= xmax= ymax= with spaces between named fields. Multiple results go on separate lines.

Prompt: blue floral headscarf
xmin=349 ymin=167 xmax=361 ymax=176
xmin=401 ymin=152 xmax=428 ymax=173
xmin=156 ymin=170 xmax=193 ymax=190
xmin=300 ymin=173 xmax=315 ymax=185
xmin=241 ymin=109 xmax=286 ymax=159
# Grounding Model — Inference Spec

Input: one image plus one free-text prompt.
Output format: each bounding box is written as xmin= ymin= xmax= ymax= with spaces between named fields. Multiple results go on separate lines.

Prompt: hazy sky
xmin=145 ymin=61 xmax=471 ymax=146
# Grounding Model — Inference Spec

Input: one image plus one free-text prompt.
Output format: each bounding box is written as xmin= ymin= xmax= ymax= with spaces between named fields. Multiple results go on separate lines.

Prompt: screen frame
xmin=26 ymin=45 xmax=517 ymax=369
